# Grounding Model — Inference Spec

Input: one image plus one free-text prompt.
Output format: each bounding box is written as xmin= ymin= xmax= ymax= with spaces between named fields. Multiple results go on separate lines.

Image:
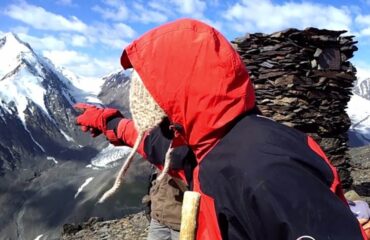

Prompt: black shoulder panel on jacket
xmin=144 ymin=126 xmax=196 ymax=185
xmin=198 ymin=115 xmax=363 ymax=240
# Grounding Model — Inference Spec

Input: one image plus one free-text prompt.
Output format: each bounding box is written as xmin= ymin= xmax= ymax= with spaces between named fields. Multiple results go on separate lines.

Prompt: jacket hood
xmin=121 ymin=18 xmax=255 ymax=160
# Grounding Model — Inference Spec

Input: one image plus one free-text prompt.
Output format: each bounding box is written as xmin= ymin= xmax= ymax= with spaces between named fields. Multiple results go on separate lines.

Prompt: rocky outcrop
xmin=232 ymin=28 xmax=358 ymax=188
xmin=61 ymin=212 xmax=149 ymax=240
xmin=349 ymin=145 xmax=370 ymax=201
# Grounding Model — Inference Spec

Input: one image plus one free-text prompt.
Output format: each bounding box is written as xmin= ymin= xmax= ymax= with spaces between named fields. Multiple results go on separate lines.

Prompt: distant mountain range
xmin=98 ymin=70 xmax=131 ymax=116
xmin=347 ymin=78 xmax=370 ymax=147
xmin=353 ymin=77 xmax=370 ymax=100
xmin=0 ymin=33 xmax=150 ymax=240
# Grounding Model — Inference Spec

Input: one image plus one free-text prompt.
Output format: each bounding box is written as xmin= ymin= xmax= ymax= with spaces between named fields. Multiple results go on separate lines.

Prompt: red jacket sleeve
xmin=115 ymin=118 xmax=147 ymax=158
xmin=115 ymin=118 xmax=188 ymax=183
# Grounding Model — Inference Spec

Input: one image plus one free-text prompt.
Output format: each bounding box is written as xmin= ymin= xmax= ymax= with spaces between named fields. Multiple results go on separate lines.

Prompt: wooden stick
xmin=179 ymin=191 xmax=201 ymax=240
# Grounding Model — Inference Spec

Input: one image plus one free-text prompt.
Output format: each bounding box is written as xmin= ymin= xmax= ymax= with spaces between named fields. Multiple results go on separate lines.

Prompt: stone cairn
xmin=232 ymin=28 xmax=358 ymax=188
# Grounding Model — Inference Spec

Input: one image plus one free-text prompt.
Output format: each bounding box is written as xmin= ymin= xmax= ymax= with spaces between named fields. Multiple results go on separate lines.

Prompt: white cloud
xmin=354 ymin=61 xmax=370 ymax=81
xmin=91 ymin=0 xmax=213 ymax=27
xmin=14 ymin=31 xmax=90 ymax=51
xmin=85 ymin=22 xmax=134 ymax=49
xmin=357 ymin=68 xmax=370 ymax=81
xmin=4 ymin=2 xmax=87 ymax=32
xmin=70 ymin=34 xmax=88 ymax=47
xmin=18 ymin=33 xmax=66 ymax=51
xmin=145 ymin=0 xmax=209 ymax=19
xmin=38 ymin=36 xmax=67 ymax=50
xmin=171 ymin=0 xmax=207 ymax=18
xmin=43 ymin=50 xmax=89 ymax=65
xmin=9 ymin=26 xmax=29 ymax=34
xmin=113 ymin=23 xmax=136 ymax=39
xmin=223 ymin=0 xmax=352 ymax=34
xmin=145 ymin=0 xmax=217 ymax=29
xmin=98 ymin=36 xmax=128 ymax=49
xmin=148 ymin=1 xmax=174 ymax=16
xmin=42 ymin=49 xmax=118 ymax=78
xmin=361 ymin=28 xmax=370 ymax=36
xmin=93 ymin=0 xmax=168 ymax=24
xmin=4 ymin=1 xmax=136 ymax=50
xmin=356 ymin=14 xmax=370 ymax=25
xmin=56 ymin=0 xmax=74 ymax=6
xmin=76 ymin=58 xmax=119 ymax=77
xmin=132 ymin=3 xmax=168 ymax=24
xmin=92 ymin=0 xmax=129 ymax=21
xmin=104 ymin=0 xmax=123 ymax=7
xmin=355 ymin=14 xmax=370 ymax=37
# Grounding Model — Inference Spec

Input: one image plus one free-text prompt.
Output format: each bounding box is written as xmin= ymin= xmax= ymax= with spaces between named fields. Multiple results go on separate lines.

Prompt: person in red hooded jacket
xmin=75 ymin=18 xmax=366 ymax=240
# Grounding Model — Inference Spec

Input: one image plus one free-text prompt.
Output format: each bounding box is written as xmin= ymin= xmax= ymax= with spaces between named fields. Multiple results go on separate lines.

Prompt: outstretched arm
xmin=108 ymin=117 xmax=190 ymax=182
xmin=74 ymin=103 xmax=191 ymax=182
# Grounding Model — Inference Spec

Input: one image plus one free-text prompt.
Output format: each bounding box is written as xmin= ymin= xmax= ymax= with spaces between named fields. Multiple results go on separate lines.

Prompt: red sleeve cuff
xmin=116 ymin=119 xmax=136 ymax=146
xmin=116 ymin=119 xmax=147 ymax=158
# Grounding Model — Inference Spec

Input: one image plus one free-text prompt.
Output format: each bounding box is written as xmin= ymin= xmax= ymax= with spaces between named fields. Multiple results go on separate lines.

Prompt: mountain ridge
xmin=347 ymin=78 xmax=370 ymax=147
xmin=0 ymin=32 xmax=151 ymax=240
xmin=353 ymin=77 xmax=370 ymax=100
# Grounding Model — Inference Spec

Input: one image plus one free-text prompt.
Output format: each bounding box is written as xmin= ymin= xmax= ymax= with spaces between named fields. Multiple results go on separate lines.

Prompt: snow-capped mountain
xmin=98 ymin=69 xmax=131 ymax=116
xmin=353 ymin=78 xmax=370 ymax=100
xmin=0 ymin=32 xmax=90 ymax=173
xmin=347 ymin=78 xmax=370 ymax=147
xmin=0 ymin=33 xmax=151 ymax=240
xmin=347 ymin=94 xmax=370 ymax=147
xmin=57 ymin=66 xmax=104 ymax=104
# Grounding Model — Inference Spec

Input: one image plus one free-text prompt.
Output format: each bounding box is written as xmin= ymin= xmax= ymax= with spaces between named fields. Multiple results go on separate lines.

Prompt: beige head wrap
xmin=99 ymin=70 xmax=172 ymax=203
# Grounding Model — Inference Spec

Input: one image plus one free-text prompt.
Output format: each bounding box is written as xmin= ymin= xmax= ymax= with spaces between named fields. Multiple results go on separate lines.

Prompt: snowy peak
xmin=0 ymin=32 xmax=37 ymax=78
xmin=0 ymin=32 xmax=79 ymax=123
xmin=353 ymin=78 xmax=370 ymax=100
xmin=0 ymin=32 xmax=32 ymax=54
xmin=0 ymin=33 xmax=52 ymax=122
xmin=0 ymin=32 xmax=103 ymax=175
xmin=0 ymin=32 xmax=104 ymax=131
xmin=347 ymin=94 xmax=370 ymax=147
xmin=0 ymin=63 xmax=47 ymax=122
xmin=348 ymin=76 xmax=370 ymax=147
xmin=98 ymin=69 xmax=130 ymax=115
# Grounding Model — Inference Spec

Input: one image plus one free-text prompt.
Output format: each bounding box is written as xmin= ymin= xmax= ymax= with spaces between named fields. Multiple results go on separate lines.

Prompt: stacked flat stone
xmin=232 ymin=28 xmax=358 ymax=188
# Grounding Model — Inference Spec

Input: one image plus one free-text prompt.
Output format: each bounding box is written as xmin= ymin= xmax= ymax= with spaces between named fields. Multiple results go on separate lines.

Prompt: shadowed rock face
xmin=349 ymin=145 xmax=370 ymax=202
xmin=232 ymin=27 xmax=358 ymax=188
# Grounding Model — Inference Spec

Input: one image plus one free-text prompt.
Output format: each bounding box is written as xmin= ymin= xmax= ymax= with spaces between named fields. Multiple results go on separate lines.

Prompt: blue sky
xmin=1 ymin=0 xmax=370 ymax=79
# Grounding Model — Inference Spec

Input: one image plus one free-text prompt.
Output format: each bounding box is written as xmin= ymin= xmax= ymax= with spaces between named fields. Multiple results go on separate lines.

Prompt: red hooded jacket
xmin=115 ymin=19 xmax=365 ymax=240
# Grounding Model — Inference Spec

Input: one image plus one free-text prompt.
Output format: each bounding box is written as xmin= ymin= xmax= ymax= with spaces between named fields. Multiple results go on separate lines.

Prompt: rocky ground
xmin=61 ymin=145 xmax=370 ymax=240
xmin=61 ymin=212 xmax=149 ymax=240
xmin=349 ymin=145 xmax=370 ymax=203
